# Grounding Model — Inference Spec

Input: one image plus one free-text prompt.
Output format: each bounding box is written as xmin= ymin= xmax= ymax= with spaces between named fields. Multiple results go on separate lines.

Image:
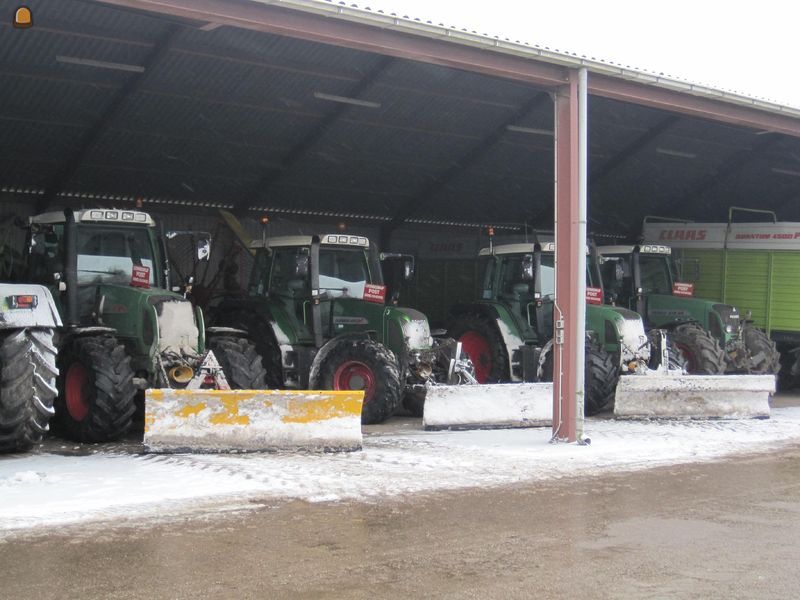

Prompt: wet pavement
xmin=1 ymin=444 xmax=799 ymax=599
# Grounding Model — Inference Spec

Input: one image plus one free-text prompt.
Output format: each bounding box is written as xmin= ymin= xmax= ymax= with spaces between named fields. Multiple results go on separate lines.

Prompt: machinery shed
xmin=3 ymin=0 xmax=800 ymax=441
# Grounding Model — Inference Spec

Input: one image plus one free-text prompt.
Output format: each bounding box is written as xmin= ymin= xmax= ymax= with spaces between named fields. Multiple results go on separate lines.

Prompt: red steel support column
xmin=552 ymin=69 xmax=585 ymax=443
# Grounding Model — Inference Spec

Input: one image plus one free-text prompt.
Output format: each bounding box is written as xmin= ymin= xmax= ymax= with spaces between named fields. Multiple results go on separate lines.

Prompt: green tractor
xmin=596 ymin=243 xmax=779 ymax=375
xmin=446 ymin=241 xmax=669 ymax=415
xmin=22 ymin=208 xmax=266 ymax=442
xmin=211 ymin=233 xmax=470 ymax=424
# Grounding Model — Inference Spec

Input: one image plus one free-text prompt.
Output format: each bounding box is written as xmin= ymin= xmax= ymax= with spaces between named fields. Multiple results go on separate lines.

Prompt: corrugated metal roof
xmin=0 ymin=0 xmax=798 ymax=236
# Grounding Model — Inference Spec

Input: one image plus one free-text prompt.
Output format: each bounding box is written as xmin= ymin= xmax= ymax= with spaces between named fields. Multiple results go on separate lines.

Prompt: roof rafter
xmin=37 ymin=23 xmax=181 ymax=212
xmin=379 ymin=91 xmax=552 ymax=242
xmin=233 ymin=55 xmax=395 ymax=214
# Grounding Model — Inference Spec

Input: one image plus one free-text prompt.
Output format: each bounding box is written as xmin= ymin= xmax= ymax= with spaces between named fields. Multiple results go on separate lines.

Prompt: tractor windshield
xmin=29 ymin=223 xmax=160 ymax=287
xmin=76 ymin=225 xmax=157 ymax=286
xmin=638 ymin=254 xmax=673 ymax=294
xmin=318 ymin=247 xmax=370 ymax=298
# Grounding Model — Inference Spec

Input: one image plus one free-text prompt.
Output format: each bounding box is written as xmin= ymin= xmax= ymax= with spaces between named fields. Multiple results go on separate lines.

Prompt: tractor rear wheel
xmin=54 ymin=335 xmax=136 ymax=443
xmin=311 ymin=338 xmax=401 ymax=424
xmin=206 ymin=335 xmax=268 ymax=389
xmin=742 ymin=326 xmax=781 ymax=375
xmin=584 ymin=340 xmax=618 ymax=415
xmin=447 ymin=315 xmax=508 ymax=383
xmin=0 ymin=329 xmax=58 ymax=453
xmin=670 ymin=322 xmax=727 ymax=375
xmin=538 ymin=338 xmax=617 ymax=416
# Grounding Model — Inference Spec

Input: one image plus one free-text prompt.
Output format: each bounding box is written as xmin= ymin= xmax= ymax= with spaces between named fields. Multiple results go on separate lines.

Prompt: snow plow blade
xmin=144 ymin=389 xmax=364 ymax=453
xmin=422 ymin=383 xmax=552 ymax=430
xmin=613 ymin=374 xmax=774 ymax=420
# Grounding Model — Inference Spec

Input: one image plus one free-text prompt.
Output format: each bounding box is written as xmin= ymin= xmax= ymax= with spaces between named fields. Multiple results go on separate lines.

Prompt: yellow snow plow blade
xmin=144 ymin=389 xmax=364 ymax=453
xmin=613 ymin=374 xmax=774 ymax=419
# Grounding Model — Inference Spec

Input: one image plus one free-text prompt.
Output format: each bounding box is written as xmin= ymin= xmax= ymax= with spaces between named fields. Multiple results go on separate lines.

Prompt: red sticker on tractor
xmin=363 ymin=283 xmax=387 ymax=304
xmin=673 ymin=282 xmax=694 ymax=297
xmin=586 ymin=287 xmax=603 ymax=305
xmin=131 ymin=265 xmax=151 ymax=288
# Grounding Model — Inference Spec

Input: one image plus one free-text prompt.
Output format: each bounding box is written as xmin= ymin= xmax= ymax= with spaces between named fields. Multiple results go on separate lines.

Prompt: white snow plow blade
xmin=144 ymin=389 xmax=364 ymax=453
xmin=423 ymin=383 xmax=552 ymax=430
xmin=613 ymin=374 xmax=774 ymax=419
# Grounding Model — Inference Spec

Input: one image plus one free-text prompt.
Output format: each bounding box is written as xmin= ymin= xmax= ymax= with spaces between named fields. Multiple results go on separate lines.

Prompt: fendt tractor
xmin=22 ymin=208 xmax=266 ymax=442
xmin=642 ymin=209 xmax=794 ymax=387
xmin=0 ymin=283 xmax=60 ymax=453
xmin=212 ymin=233 xmax=471 ymax=424
xmin=446 ymin=241 xmax=678 ymax=415
xmin=596 ymin=243 xmax=779 ymax=376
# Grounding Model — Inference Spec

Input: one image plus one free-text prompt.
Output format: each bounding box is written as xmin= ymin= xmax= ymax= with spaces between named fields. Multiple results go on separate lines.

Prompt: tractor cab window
xmin=539 ymin=254 xmax=555 ymax=299
xmin=29 ymin=224 xmax=64 ymax=285
xmin=76 ymin=226 xmax=156 ymax=286
xmin=268 ymin=247 xmax=310 ymax=297
xmin=600 ymin=255 xmax=633 ymax=304
xmin=319 ymin=247 xmax=369 ymax=299
xmin=639 ymin=255 xmax=673 ymax=295
xmin=500 ymin=255 xmax=535 ymax=300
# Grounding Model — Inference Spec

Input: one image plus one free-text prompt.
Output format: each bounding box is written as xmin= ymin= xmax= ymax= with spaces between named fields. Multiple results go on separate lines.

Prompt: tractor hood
xmin=588 ymin=304 xmax=649 ymax=367
xmin=95 ymin=284 xmax=202 ymax=358
xmin=385 ymin=306 xmax=433 ymax=351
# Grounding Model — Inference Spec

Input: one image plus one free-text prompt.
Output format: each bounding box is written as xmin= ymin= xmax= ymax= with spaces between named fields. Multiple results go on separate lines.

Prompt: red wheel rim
xmin=460 ymin=331 xmax=492 ymax=384
xmin=65 ymin=362 xmax=90 ymax=421
xmin=674 ymin=343 xmax=697 ymax=373
xmin=333 ymin=361 xmax=376 ymax=403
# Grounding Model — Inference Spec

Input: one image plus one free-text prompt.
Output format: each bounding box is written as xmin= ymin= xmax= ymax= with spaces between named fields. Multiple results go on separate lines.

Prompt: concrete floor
xmin=1 ymin=442 xmax=799 ymax=599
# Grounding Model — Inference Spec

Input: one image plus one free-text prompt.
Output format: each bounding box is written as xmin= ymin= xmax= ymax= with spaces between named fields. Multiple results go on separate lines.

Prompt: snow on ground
xmin=2 ymin=407 xmax=800 ymax=534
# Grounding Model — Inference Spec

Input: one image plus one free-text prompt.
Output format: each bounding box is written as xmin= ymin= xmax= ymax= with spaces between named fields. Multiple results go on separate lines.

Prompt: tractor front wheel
xmin=206 ymin=335 xmax=268 ymax=389
xmin=670 ymin=323 xmax=727 ymax=375
xmin=742 ymin=326 xmax=781 ymax=375
xmin=311 ymin=338 xmax=401 ymax=424
xmin=54 ymin=335 xmax=136 ymax=443
xmin=0 ymin=329 xmax=58 ymax=453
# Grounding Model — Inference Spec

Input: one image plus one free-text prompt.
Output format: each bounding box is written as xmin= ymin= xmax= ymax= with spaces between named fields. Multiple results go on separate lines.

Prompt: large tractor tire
xmin=0 ymin=329 xmax=58 ymax=453
xmin=584 ymin=340 xmax=618 ymax=415
xmin=206 ymin=335 xmax=268 ymax=389
xmin=447 ymin=314 xmax=509 ymax=383
xmin=539 ymin=339 xmax=617 ymax=416
xmin=219 ymin=314 xmax=283 ymax=388
xmin=54 ymin=335 xmax=136 ymax=443
xmin=311 ymin=338 xmax=402 ymax=425
xmin=647 ymin=329 xmax=688 ymax=372
xmin=670 ymin=322 xmax=727 ymax=375
xmin=778 ymin=350 xmax=800 ymax=391
xmin=742 ymin=326 xmax=781 ymax=375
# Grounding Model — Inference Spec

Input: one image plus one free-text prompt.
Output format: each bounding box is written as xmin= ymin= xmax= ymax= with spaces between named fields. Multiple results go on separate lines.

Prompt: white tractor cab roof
xmin=597 ymin=244 xmax=672 ymax=255
xmin=478 ymin=242 xmax=590 ymax=255
xmin=250 ymin=234 xmax=370 ymax=249
xmin=30 ymin=209 xmax=155 ymax=227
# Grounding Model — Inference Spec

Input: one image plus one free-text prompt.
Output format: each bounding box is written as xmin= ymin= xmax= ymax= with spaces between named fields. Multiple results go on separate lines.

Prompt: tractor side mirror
xmin=294 ymin=254 xmax=310 ymax=278
xmin=614 ymin=262 xmax=624 ymax=282
xmin=197 ymin=238 xmax=211 ymax=261
xmin=675 ymin=258 xmax=700 ymax=282
xmin=403 ymin=258 xmax=415 ymax=281
xmin=521 ymin=254 xmax=534 ymax=281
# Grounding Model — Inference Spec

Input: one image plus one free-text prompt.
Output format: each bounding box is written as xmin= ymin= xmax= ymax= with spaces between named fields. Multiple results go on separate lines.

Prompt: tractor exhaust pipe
xmin=63 ymin=208 xmax=79 ymax=328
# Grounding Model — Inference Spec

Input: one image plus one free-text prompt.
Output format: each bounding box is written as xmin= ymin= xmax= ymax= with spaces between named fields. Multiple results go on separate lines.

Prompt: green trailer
xmin=642 ymin=208 xmax=794 ymax=385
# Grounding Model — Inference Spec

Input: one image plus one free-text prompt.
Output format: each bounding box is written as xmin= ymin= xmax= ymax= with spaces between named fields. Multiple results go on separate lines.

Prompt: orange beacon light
xmin=14 ymin=6 xmax=33 ymax=29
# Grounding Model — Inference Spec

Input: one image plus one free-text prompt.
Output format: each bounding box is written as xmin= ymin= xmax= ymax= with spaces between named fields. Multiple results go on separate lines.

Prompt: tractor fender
xmin=0 ymin=284 xmax=62 ymax=329
xmin=449 ymin=303 xmax=524 ymax=379
xmin=308 ymin=333 xmax=380 ymax=387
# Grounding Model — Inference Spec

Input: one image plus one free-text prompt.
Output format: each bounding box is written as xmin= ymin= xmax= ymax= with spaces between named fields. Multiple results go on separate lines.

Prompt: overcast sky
xmin=362 ymin=0 xmax=800 ymax=108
